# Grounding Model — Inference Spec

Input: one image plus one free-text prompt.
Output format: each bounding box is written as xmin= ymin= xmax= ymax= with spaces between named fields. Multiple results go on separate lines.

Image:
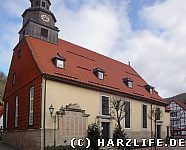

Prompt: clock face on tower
xmin=41 ymin=14 xmax=50 ymax=22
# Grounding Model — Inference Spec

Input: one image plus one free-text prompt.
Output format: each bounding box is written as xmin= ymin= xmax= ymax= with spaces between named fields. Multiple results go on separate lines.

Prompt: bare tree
xmin=111 ymin=96 xmax=127 ymax=130
xmin=0 ymin=71 xmax=7 ymax=106
xmin=148 ymin=106 xmax=162 ymax=150
xmin=111 ymin=96 xmax=128 ymax=149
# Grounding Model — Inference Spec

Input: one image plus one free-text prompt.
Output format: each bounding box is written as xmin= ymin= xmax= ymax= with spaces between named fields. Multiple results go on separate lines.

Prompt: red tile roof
xmin=170 ymin=100 xmax=186 ymax=110
xmin=25 ymin=36 xmax=165 ymax=105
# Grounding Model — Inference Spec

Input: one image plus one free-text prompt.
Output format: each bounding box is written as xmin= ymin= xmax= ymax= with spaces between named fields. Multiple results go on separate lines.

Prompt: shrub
xmin=87 ymin=123 xmax=101 ymax=150
xmin=113 ymin=126 xmax=127 ymax=149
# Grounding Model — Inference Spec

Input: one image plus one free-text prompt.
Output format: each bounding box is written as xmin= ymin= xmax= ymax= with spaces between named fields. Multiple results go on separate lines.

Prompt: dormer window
xmin=123 ymin=78 xmax=133 ymax=88
xmin=98 ymin=72 xmax=104 ymax=80
xmin=93 ymin=68 xmax=105 ymax=80
xmin=56 ymin=59 xmax=64 ymax=68
xmin=150 ymin=88 xmax=153 ymax=94
xmin=52 ymin=53 xmax=66 ymax=69
xmin=145 ymin=85 xmax=154 ymax=94
xmin=128 ymin=81 xmax=133 ymax=88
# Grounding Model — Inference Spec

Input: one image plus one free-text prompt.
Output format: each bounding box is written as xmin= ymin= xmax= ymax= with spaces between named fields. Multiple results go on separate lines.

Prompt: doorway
xmin=101 ymin=122 xmax=110 ymax=142
xmin=157 ymin=125 xmax=161 ymax=139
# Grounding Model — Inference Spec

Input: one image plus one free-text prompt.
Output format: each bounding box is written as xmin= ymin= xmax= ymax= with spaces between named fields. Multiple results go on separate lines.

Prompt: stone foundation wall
xmin=125 ymin=131 xmax=167 ymax=141
xmin=2 ymin=128 xmax=87 ymax=150
xmin=2 ymin=129 xmax=43 ymax=150
xmin=125 ymin=131 xmax=151 ymax=141
xmin=45 ymin=129 xmax=86 ymax=147
xmin=2 ymin=129 xmax=167 ymax=149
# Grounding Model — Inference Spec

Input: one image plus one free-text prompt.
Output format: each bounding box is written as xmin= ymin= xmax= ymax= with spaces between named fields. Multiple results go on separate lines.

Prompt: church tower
xmin=19 ymin=0 xmax=59 ymax=44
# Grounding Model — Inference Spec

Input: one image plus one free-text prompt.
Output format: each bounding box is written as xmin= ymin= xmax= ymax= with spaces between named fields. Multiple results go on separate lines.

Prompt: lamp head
xmin=49 ymin=104 xmax=54 ymax=117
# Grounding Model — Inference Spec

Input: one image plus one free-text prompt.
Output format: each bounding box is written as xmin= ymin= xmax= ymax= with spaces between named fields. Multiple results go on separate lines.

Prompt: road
xmin=0 ymin=142 xmax=17 ymax=150
xmin=136 ymin=147 xmax=186 ymax=150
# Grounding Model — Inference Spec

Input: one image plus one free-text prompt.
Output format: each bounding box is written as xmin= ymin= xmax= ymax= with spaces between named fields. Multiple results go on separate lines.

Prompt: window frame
xmin=5 ymin=102 xmax=9 ymax=129
xmin=124 ymin=101 xmax=131 ymax=129
xmin=15 ymin=95 xmax=19 ymax=128
xmin=98 ymin=71 xmax=104 ymax=80
xmin=41 ymin=28 xmax=48 ymax=38
xmin=42 ymin=2 xmax=46 ymax=7
xmin=156 ymin=107 xmax=161 ymax=121
xmin=150 ymin=88 xmax=153 ymax=94
xmin=12 ymin=73 xmax=16 ymax=86
xmin=93 ymin=68 xmax=105 ymax=80
xmin=123 ymin=78 xmax=133 ymax=88
xmin=18 ymin=49 xmax=21 ymax=59
xmin=128 ymin=81 xmax=133 ymax=88
xmin=35 ymin=1 xmax=40 ymax=6
xmin=101 ymin=95 xmax=110 ymax=116
xmin=28 ymin=86 xmax=34 ymax=126
xmin=142 ymin=104 xmax=148 ymax=129
xmin=56 ymin=59 xmax=65 ymax=69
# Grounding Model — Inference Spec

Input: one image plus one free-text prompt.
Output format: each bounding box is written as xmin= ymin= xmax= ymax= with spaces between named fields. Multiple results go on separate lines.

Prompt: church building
xmin=3 ymin=0 xmax=170 ymax=150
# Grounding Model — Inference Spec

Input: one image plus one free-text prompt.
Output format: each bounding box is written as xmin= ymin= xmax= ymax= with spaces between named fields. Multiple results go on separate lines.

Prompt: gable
xmin=170 ymin=100 xmax=186 ymax=110
xmin=3 ymin=38 xmax=41 ymax=100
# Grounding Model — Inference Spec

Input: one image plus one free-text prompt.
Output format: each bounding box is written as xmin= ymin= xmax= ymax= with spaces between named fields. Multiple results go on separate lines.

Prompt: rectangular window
xmin=156 ymin=108 xmax=161 ymax=120
xmin=142 ymin=104 xmax=147 ymax=128
xmin=18 ymin=49 xmax=21 ymax=59
xmin=5 ymin=102 xmax=9 ymax=128
xmin=29 ymin=86 xmax=34 ymax=126
xmin=56 ymin=59 xmax=64 ymax=68
xmin=128 ymin=81 xmax=133 ymax=88
xmin=12 ymin=73 xmax=16 ymax=85
xmin=35 ymin=1 xmax=39 ymax=6
xmin=170 ymin=111 xmax=177 ymax=117
xmin=41 ymin=28 xmax=48 ymax=38
xmin=98 ymin=72 xmax=104 ymax=80
xmin=125 ymin=101 xmax=130 ymax=128
xmin=15 ymin=96 xmax=19 ymax=127
xmin=42 ymin=2 xmax=45 ymax=7
xmin=150 ymin=88 xmax=153 ymax=94
xmin=102 ymin=96 xmax=109 ymax=115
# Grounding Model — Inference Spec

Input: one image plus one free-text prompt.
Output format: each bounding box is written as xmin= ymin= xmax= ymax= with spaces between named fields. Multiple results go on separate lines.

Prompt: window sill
xmin=97 ymin=115 xmax=111 ymax=119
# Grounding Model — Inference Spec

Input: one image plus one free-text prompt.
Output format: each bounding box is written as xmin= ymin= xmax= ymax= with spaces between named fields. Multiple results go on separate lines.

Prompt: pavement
xmin=0 ymin=142 xmax=185 ymax=150
xmin=0 ymin=142 xmax=17 ymax=150
xmin=135 ymin=146 xmax=186 ymax=150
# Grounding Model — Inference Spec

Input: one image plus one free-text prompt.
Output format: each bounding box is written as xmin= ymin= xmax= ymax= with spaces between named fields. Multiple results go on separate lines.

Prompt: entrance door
xmin=157 ymin=125 xmax=161 ymax=139
xmin=102 ymin=122 xmax=110 ymax=142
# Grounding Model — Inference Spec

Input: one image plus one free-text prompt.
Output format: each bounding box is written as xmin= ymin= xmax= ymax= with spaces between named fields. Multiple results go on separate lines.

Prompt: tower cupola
xmin=19 ymin=0 xmax=59 ymax=44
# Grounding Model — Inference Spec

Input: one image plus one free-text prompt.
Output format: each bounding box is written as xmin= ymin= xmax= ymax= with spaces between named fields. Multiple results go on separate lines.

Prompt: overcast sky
xmin=0 ymin=0 xmax=186 ymax=98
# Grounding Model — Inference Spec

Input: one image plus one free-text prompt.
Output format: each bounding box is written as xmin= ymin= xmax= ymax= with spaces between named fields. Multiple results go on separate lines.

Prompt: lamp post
xmin=154 ymin=108 xmax=161 ymax=150
xmin=49 ymin=104 xmax=65 ymax=147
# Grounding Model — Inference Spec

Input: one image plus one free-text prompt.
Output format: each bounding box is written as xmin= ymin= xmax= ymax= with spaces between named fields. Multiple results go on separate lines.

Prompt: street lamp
xmin=49 ymin=104 xmax=65 ymax=147
xmin=49 ymin=104 xmax=54 ymax=117
xmin=154 ymin=108 xmax=161 ymax=150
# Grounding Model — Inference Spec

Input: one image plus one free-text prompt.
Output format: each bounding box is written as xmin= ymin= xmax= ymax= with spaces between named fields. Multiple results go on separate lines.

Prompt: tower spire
xmin=19 ymin=0 xmax=59 ymax=44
